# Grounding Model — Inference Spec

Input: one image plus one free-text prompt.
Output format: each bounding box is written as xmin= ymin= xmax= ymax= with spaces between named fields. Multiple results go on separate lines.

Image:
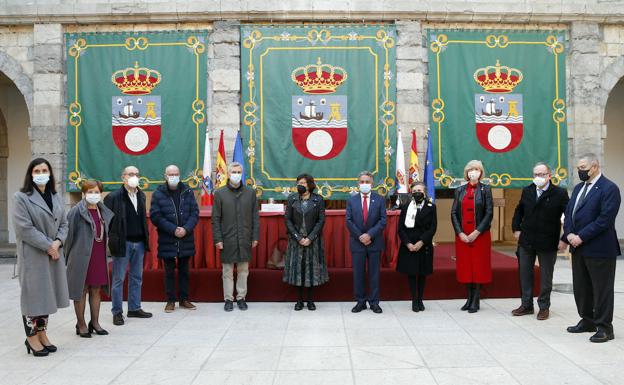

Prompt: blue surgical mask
xmin=359 ymin=183 xmax=372 ymax=194
xmin=32 ymin=173 xmax=50 ymax=186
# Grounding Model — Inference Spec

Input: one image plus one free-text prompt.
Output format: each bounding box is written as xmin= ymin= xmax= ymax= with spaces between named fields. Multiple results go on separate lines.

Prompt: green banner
xmin=427 ymin=30 xmax=568 ymax=188
xmin=240 ymin=25 xmax=397 ymax=199
xmin=66 ymin=31 xmax=207 ymax=191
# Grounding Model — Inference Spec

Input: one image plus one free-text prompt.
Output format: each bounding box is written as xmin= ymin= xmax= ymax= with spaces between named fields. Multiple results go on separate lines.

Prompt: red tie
xmin=362 ymin=194 xmax=368 ymax=225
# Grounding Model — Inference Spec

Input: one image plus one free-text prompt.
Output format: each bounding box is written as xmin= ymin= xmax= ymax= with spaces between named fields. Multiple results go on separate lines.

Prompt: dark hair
xmin=20 ymin=158 xmax=56 ymax=195
xmin=296 ymin=173 xmax=316 ymax=193
xmin=81 ymin=179 xmax=103 ymax=194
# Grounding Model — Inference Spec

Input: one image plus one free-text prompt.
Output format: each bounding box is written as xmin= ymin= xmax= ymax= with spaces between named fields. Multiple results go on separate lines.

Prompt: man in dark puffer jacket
xmin=150 ymin=165 xmax=200 ymax=313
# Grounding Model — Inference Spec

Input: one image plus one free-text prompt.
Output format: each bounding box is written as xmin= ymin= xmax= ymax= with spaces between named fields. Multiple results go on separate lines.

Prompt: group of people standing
xmin=13 ymin=152 xmax=621 ymax=357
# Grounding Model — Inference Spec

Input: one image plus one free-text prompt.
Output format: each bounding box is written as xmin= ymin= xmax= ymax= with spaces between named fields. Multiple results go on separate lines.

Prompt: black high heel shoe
xmin=75 ymin=324 xmax=92 ymax=338
xmin=25 ymin=339 xmax=48 ymax=357
xmin=88 ymin=321 xmax=109 ymax=336
xmin=43 ymin=344 xmax=57 ymax=353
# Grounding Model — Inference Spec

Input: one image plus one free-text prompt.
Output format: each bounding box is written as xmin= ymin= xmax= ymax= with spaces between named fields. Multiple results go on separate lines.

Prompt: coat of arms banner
xmin=427 ymin=30 xmax=568 ymax=189
xmin=65 ymin=31 xmax=207 ymax=191
xmin=240 ymin=25 xmax=397 ymax=199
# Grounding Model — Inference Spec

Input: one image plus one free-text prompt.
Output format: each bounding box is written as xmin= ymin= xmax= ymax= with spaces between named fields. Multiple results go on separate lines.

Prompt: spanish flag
xmin=215 ymin=130 xmax=228 ymax=189
xmin=200 ymin=129 xmax=214 ymax=206
xmin=408 ymin=129 xmax=420 ymax=184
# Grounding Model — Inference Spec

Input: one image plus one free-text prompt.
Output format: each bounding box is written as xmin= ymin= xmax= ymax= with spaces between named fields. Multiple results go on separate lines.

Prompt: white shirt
xmin=125 ymin=186 xmax=138 ymax=212
xmin=573 ymin=172 xmax=601 ymax=213
xmin=360 ymin=192 xmax=371 ymax=212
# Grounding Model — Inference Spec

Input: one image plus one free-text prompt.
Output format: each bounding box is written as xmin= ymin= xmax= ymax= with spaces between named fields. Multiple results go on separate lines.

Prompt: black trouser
xmin=164 ymin=256 xmax=191 ymax=302
xmin=407 ymin=274 xmax=426 ymax=301
xmin=572 ymin=251 xmax=616 ymax=332
xmin=352 ymin=250 xmax=381 ymax=305
xmin=22 ymin=315 xmax=48 ymax=337
xmin=517 ymin=245 xmax=557 ymax=310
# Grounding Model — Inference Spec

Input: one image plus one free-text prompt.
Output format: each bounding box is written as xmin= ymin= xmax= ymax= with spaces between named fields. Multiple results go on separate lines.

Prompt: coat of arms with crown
xmin=111 ymin=62 xmax=162 ymax=155
xmin=290 ymin=57 xmax=348 ymax=160
xmin=473 ymin=60 xmax=524 ymax=153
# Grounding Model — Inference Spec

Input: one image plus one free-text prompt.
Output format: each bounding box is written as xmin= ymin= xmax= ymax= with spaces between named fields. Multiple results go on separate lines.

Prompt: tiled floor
xmin=1 ymin=256 xmax=624 ymax=385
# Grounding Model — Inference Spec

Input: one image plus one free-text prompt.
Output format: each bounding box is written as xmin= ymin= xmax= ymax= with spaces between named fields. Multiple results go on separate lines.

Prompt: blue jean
xmin=111 ymin=241 xmax=145 ymax=315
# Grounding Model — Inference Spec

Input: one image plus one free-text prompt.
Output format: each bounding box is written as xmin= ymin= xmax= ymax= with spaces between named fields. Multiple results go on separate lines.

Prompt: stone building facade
xmin=1 ymin=1 xmax=624 ymax=243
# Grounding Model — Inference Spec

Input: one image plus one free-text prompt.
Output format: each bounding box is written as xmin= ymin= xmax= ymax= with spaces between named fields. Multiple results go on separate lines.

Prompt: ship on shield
xmin=473 ymin=60 xmax=524 ymax=153
xmin=291 ymin=58 xmax=348 ymax=160
xmin=111 ymin=62 xmax=162 ymax=155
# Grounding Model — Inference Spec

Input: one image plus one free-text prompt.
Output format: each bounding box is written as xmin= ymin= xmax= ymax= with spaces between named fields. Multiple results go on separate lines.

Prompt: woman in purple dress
xmin=65 ymin=180 xmax=114 ymax=337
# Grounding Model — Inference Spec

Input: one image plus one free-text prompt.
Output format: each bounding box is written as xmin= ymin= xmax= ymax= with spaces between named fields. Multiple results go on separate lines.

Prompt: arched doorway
xmin=604 ymin=77 xmax=624 ymax=238
xmin=0 ymin=72 xmax=32 ymax=243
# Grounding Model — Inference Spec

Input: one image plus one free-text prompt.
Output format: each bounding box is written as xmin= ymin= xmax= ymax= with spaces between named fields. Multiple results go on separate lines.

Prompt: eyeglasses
xmin=125 ymin=172 xmax=140 ymax=177
xmin=533 ymin=173 xmax=549 ymax=177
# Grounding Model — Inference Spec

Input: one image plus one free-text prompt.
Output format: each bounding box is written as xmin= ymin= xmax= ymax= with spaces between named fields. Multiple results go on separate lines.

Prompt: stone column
xmin=207 ymin=21 xmax=240 ymax=157
xmin=31 ymin=23 xmax=65 ymax=192
xmin=395 ymin=20 xmax=428 ymax=172
xmin=568 ymin=22 xmax=603 ymax=171
xmin=0 ymin=110 xmax=8 ymax=242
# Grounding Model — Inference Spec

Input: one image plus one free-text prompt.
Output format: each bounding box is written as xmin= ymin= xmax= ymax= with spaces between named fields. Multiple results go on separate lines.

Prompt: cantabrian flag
xmin=201 ymin=129 xmax=214 ymax=206
xmin=215 ymin=130 xmax=228 ymax=189
xmin=408 ymin=129 xmax=420 ymax=184
xmin=395 ymin=130 xmax=407 ymax=193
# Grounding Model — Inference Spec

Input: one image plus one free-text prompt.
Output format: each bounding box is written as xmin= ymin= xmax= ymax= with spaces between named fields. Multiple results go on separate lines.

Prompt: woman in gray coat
xmin=13 ymin=158 xmax=69 ymax=357
xmin=65 ymin=180 xmax=114 ymax=338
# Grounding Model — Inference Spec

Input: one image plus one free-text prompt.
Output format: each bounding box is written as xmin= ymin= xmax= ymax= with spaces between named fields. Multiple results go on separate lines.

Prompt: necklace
xmin=91 ymin=207 xmax=105 ymax=243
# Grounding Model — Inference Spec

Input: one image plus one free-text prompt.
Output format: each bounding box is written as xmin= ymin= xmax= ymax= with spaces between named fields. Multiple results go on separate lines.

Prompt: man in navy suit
xmin=346 ymin=171 xmax=387 ymax=313
xmin=562 ymin=154 xmax=621 ymax=343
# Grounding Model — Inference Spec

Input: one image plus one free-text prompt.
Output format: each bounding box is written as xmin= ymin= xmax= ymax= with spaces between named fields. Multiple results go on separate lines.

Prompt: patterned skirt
xmin=283 ymin=236 xmax=329 ymax=287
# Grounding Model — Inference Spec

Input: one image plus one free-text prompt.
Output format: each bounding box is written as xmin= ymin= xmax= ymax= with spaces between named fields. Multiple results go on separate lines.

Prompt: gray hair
xmin=358 ymin=170 xmax=374 ymax=181
xmin=228 ymin=162 xmax=243 ymax=172
xmin=579 ymin=153 xmax=600 ymax=167
xmin=533 ymin=162 xmax=551 ymax=174
xmin=410 ymin=181 xmax=426 ymax=190
xmin=165 ymin=164 xmax=179 ymax=173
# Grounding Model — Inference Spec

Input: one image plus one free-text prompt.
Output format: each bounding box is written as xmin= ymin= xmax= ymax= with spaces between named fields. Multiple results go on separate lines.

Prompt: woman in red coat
xmin=451 ymin=160 xmax=493 ymax=313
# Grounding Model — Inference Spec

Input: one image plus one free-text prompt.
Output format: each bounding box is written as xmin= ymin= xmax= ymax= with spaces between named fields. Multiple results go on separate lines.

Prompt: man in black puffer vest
xmin=150 ymin=165 xmax=200 ymax=313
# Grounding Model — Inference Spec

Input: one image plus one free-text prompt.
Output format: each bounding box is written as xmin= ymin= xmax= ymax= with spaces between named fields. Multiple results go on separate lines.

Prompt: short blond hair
xmin=463 ymin=160 xmax=485 ymax=181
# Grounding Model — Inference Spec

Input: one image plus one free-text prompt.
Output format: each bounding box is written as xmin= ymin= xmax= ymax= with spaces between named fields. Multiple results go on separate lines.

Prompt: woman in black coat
xmin=284 ymin=174 xmax=329 ymax=311
xmin=397 ymin=181 xmax=437 ymax=312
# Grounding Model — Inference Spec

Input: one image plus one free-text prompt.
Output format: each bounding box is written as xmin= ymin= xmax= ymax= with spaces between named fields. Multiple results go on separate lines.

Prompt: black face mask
xmin=412 ymin=192 xmax=425 ymax=202
xmin=578 ymin=169 xmax=591 ymax=182
xmin=297 ymin=185 xmax=307 ymax=195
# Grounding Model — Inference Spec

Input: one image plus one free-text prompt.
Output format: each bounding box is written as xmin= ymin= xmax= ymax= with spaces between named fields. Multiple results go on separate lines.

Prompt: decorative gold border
xmin=242 ymin=28 xmax=395 ymax=198
xmin=67 ymin=35 xmax=206 ymax=190
xmin=430 ymin=33 xmax=567 ymax=187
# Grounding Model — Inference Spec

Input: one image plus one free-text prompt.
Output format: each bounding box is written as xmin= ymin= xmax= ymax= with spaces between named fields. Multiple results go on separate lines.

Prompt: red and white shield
xmin=112 ymin=95 xmax=161 ymax=155
xmin=292 ymin=95 xmax=348 ymax=160
xmin=474 ymin=94 xmax=523 ymax=153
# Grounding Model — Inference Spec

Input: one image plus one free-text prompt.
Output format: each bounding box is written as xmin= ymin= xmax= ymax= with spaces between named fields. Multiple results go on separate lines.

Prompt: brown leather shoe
xmin=164 ymin=302 xmax=175 ymax=313
xmin=180 ymin=300 xmax=197 ymax=310
xmin=511 ymin=305 xmax=535 ymax=316
xmin=537 ymin=309 xmax=549 ymax=320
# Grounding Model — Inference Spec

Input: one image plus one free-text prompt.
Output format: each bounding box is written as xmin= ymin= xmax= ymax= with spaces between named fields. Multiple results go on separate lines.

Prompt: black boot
xmin=461 ymin=284 xmax=473 ymax=311
xmin=468 ymin=284 xmax=481 ymax=313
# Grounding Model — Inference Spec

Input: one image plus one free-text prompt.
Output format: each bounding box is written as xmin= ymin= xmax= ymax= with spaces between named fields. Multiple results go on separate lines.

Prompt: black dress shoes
xmin=567 ymin=320 xmax=597 ymax=333
xmin=127 ymin=309 xmax=153 ymax=318
xmin=224 ymin=300 xmax=234 ymax=312
xmin=307 ymin=302 xmax=316 ymax=311
xmin=237 ymin=299 xmax=248 ymax=311
xmin=370 ymin=304 xmax=383 ymax=314
xmin=113 ymin=313 xmax=124 ymax=326
xmin=417 ymin=300 xmax=425 ymax=312
xmin=351 ymin=302 xmax=367 ymax=313
xmin=590 ymin=329 xmax=615 ymax=343
xmin=294 ymin=301 xmax=304 ymax=311
xmin=411 ymin=301 xmax=420 ymax=312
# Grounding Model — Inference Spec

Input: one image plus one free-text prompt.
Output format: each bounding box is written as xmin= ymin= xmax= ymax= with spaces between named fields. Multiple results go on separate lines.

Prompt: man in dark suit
xmin=562 ymin=154 xmax=621 ymax=343
xmin=346 ymin=171 xmax=387 ymax=314
xmin=511 ymin=162 xmax=569 ymax=320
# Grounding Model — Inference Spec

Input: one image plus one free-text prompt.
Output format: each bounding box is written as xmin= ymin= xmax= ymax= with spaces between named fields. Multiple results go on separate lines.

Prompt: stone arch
xmin=599 ymin=56 xmax=624 ymax=123
xmin=0 ymin=50 xmax=33 ymax=122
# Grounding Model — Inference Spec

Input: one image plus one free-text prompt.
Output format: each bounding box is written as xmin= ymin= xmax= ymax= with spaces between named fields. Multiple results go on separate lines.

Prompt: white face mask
xmin=533 ymin=176 xmax=547 ymax=187
xmin=32 ymin=173 xmax=50 ymax=186
xmin=229 ymin=173 xmax=242 ymax=184
xmin=468 ymin=170 xmax=481 ymax=181
xmin=85 ymin=193 xmax=101 ymax=205
xmin=167 ymin=176 xmax=180 ymax=187
xmin=359 ymin=183 xmax=372 ymax=194
xmin=126 ymin=175 xmax=139 ymax=188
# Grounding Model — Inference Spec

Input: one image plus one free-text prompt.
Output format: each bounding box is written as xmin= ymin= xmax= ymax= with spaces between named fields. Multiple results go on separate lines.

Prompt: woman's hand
xmin=413 ymin=241 xmax=424 ymax=252
xmin=459 ymin=233 xmax=470 ymax=243
xmin=467 ymin=230 xmax=481 ymax=243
